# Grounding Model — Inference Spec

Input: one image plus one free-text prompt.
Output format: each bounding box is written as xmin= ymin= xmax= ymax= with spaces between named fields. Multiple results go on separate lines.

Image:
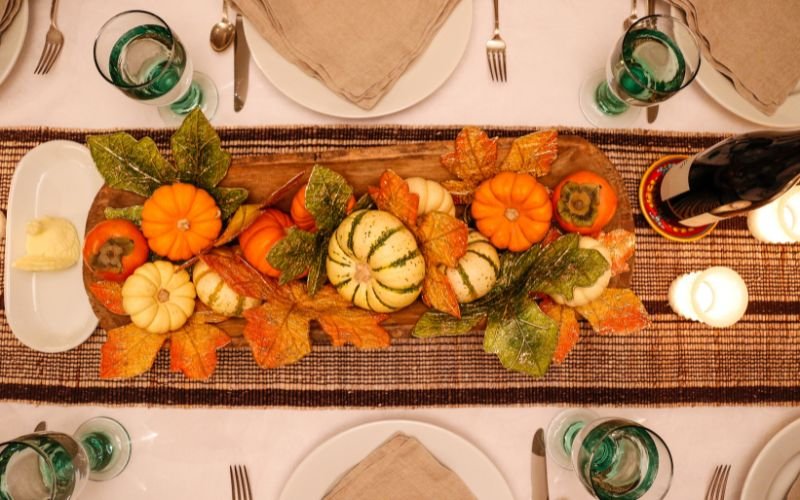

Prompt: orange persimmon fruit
xmin=552 ymin=170 xmax=618 ymax=235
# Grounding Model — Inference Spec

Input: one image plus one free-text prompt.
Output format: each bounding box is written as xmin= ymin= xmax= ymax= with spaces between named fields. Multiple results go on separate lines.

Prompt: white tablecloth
xmin=0 ymin=1 xmax=793 ymax=499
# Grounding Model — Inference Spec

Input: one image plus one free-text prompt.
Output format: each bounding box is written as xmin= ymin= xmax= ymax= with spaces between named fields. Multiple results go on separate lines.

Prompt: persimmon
xmin=552 ymin=171 xmax=618 ymax=234
xmin=83 ymin=219 xmax=149 ymax=282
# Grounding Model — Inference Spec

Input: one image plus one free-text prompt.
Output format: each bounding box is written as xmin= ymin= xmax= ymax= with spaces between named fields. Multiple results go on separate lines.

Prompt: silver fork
xmin=705 ymin=464 xmax=731 ymax=500
xmin=230 ymin=465 xmax=253 ymax=500
xmin=34 ymin=0 xmax=64 ymax=75
xmin=486 ymin=0 xmax=506 ymax=82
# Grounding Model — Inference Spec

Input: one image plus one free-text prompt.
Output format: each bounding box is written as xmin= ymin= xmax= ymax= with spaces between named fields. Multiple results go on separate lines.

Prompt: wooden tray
xmin=84 ymin=136 xmax=634 ymax=342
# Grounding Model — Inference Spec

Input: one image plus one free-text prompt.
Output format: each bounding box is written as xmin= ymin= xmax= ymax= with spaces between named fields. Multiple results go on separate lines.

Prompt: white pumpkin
xmin=551 ymin=237 xmax=612 ymax=307
xmin=122 ymin=261 xmax=196 ymax=334
xmin=327 ymin=210 xmax=425 ymax=312
xmin=447 ymin=231 xmax=500 ymax=303
xmin=405 ymin=177 xmax=456 ymax=216
xmin=192 ymin=260 xmax=261 ymax=317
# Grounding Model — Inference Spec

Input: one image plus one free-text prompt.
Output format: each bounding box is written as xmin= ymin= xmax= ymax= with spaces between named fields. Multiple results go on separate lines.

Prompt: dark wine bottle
xmin=659 ymin=130 xmax=800 ymax=227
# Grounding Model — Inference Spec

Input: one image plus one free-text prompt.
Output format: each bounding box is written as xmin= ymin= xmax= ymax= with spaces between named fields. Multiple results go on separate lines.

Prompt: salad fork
xmin=705 ymin=464 xmax=731 ymax=500
xmin=34 ymin=0 xmax=64 ymax=75
xmin=230 ymin=465 xmax=253 ymax=500
xmin=486 ymin=0 xmax=506 ymax=82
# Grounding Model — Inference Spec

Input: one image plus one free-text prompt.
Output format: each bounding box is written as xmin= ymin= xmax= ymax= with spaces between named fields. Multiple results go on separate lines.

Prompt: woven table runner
xmin=0 ymin=125 xmax=798 ymax=408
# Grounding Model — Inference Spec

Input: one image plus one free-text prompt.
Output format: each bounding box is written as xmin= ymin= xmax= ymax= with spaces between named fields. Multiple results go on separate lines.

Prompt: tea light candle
xmin=668 ymin=266 xmax=748 ymax=327
xmin=747 ymin=186 xmax=800 ymax=243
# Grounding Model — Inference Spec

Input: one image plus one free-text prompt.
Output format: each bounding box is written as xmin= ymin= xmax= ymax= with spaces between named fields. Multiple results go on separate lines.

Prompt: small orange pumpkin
xmin=238 ymin=208 xmax=293 ymax=277
xmin=141 ymin=183 xmax=222 ymax=261
xmin=471 ymin=171 xmax=552 ymax=252
xmin=290 ymin=183 xmax=356 ymax=232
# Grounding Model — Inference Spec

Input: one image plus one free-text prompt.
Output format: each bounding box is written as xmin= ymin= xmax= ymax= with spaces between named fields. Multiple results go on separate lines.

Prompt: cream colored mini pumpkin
xmin=447 ymin=231 xmax=500 ymax=303
xmin=122 ymin=261 xmax=196 ymax=334
xmin=551 ymin=236 xmax=612 ymax=307
xmin=192 ymin=260 xmax=261 ymax=317
xmin=405 ymin=177 xmax=456 ymax=216
xmin=327 ymin=210 xmax=425 ymax=313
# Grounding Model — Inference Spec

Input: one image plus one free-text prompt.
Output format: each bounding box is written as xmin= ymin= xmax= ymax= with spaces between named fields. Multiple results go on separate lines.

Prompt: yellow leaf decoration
xmin=500 ymin=129 xmax=558 ymax=177
xmin=100 ymin=324 xmax=168 ymax=379
xmin=575 ymin=288 xmax=650 ymax=335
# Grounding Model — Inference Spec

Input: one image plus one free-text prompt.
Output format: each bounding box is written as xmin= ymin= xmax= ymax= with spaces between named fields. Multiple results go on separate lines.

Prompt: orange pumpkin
xmin=552 ymin=170 xmax=618 ymax=235
xmin=141 ymin=183 xmax=222 ymax=261
xmin=238 ymin=208 xmax=293 ymax=277
xmin=290 ymin=183 xmax=356 ymax=232
xmin=471 ymin=172 xmax=552 ymax=252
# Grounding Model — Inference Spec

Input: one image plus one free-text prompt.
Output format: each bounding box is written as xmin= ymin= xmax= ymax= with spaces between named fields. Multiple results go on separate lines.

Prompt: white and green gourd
xmin=192 ymin=260 xmax=262 ymax=317
xmin=446 ymin=231 xmax=500 ymax=303
xmin=551 ymin=236 xmax=612 ymax=307
xmin=405 ymin=177 xmax=456 ymax=216
xmin=327 ymin=210 xmax=425 ymax=313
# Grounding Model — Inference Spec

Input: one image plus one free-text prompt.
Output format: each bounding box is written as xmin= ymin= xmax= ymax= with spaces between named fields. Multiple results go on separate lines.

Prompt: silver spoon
xmin=210 ymin=0 xmax=235 ymax=52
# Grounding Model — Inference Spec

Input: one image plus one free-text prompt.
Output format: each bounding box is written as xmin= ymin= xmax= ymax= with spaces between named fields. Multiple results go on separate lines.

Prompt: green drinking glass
xmin=579 ymin=15 xmax=701 ymax=127
xmin=546 ymin=410 xmax=673 ymax=500
xmin=0 ymin=417 xmax=131 ymax=499
xmin=93 ymin=10 xmax=218 ymax=125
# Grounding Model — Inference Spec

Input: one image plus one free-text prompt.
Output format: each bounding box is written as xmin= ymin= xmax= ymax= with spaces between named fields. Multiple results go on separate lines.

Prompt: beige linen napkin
xmin=323 ymin=432 xmax=477 ymax=500
xmin=669 ymin=0 xmax=800 ymax=116
xmin=231 ymin=0 xmax=461 ymax=110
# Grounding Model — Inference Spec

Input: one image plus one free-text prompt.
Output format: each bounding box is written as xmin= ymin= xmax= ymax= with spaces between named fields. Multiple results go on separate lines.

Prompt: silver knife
xmin=646 ymin=0 xmax=659 ymax=123
xmin=531 ymin=428 xmax=549 ymax=500
xmin=233 ymin=13 xmax=250 ymax=112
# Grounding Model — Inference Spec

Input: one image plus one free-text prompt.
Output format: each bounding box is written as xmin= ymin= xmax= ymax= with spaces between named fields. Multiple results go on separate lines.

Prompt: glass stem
xmin=563 ymin=421 xmax=585 ymax=454
xmin=595 ymin=81 xmax=629 ymax=115
xmin=169 ymin=80 xmax=203 ymax=115
xmin=80 ymin=433 xmax=114 ymax=472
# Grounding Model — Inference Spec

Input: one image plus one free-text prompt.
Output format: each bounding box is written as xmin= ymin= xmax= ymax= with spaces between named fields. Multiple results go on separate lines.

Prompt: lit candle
xmin=668 ymin=266 xmax=748 ymax=328
xmin=747 ymin=186 xmax=800 ymax=243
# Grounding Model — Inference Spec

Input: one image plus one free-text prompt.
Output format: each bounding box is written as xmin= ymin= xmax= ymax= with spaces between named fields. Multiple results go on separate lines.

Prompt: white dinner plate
xmin=4 ymin=140 xmax=104 ymax=352
xmin=0 ymin=0 xmax=28 ymax=86
xmin=244 ymin=0 xmax=473 ymax=119
xmin=742 ymin=416 xmax=800 ymax=500
xmin=279 ymin=419 xmax=514 ymax=500
xmin=670 ymin=6 xmax=800 ymax=129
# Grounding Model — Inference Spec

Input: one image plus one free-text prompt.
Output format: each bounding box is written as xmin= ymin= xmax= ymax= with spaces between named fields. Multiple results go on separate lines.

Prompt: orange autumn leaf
xmin=421 ymin=264 xmax=461 ymax=318
xmin=597 ymin=229 xmax=636 ymax=277
xmin=415 ymin=212 xmax=469 ymax=268
xmin=191 ymin=301 xmax=230 ymax=324
xmin=575 ymin=288 xmax=650 ymax=335
xmin=243 ymin=282 xmax=390 ymax=369
xmin=200 ymin=248 xmax=277 ymax=299
xmin=500 ymin=129 xmax=558 ymax=177
xmin=440 ymin=126 xmax=498 ymax=186
xmin=88 ymin=281 xmax=126 ymax=315
xmin=368 ymin=169 xmax=419 ymax=228
xmin=540 ymin=299 xmax=581 ymax=364
xmin=170 ymin=323 xmax=230 ymax=380
xmin=100 ymin=324 xmax=168 ymax=379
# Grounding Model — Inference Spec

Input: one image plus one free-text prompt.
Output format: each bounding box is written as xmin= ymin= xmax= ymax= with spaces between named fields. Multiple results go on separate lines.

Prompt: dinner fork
xmin=34 ymin=0 xmax=64 ymax=75
xmin=230 ymin=465 xmax=253 ymax=500
xmin=486 ymin=0 xmax=506 ymax=82
xmin=705 ymin=464 xmax=731 ymax=500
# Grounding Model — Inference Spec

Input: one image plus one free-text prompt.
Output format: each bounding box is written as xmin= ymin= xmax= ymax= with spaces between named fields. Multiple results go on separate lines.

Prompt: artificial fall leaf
xmin=100 ymin=324 xmax=168 ymax=379
xmin=169 ymin=323 xmax=230 ymax=380
xmin=368 ymin=169 xmax=419 ymax=227
xmin=597 ymin=229 xmax=636 ymax=277
xmin=541 ymin=226 xmax=564 ymax=247
xmin=200 ymin=248 xmax=276 ymax=300
xmin=415 ymin=212 xmax=469 ymax=268
xmin=191 ymin=301 xmax=230 ymax=324
xmin=540 ymin=299 xmax=581 ymax=364
xmin=440 ymin=127 xmax=498 ymax=186
xmin=421 ymin=264 xmax=461 ymax=318
xmin=575 ymin=288 xmax=650 ymax=335
xmin=243 ymin=282 xmax=390 ymax=369
xmin=215 ymin=204 xmax=264 ymax=247
xmin=499 ymin=129 xmax=558 ymax=177
xmin=88 ymin=281 xmax=126 ymax=315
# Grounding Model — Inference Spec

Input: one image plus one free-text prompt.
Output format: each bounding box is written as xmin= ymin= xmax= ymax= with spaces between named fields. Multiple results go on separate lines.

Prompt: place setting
xmin=1 ymin=1 xmax=800 ymax=499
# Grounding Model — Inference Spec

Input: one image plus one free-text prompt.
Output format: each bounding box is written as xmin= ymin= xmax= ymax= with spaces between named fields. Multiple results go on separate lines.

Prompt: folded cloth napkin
xmin=668 ymin=0 xmax=800 ymax=116
xmin=231 ymin=0 xmax=461 ymax=110
xmin=323 ymin=432 xmax=477 ymax=500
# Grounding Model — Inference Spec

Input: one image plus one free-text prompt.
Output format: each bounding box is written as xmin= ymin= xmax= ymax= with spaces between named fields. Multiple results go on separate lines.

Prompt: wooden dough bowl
xmin=84 ymin=136 xmax=634 ymax=345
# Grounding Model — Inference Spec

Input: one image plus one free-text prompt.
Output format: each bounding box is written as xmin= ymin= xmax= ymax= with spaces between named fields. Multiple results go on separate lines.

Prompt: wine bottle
xmin=659 ymin=130 xmax=800 ymax=227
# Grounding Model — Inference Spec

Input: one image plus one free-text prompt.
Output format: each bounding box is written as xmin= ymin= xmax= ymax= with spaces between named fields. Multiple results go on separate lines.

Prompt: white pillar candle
xmin=668 ymin=266 xmax=748 ymax=328
xmin=747 ymin=186 xmax=800 ymax=243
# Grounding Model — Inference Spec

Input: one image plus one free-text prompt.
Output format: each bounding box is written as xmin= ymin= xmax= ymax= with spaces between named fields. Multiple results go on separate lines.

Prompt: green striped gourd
xmin=192 ymin=260 xmax=261 ymax=317
xmin=446 ymin=230 xmax=500 ymax=303
xmin=551 ymin=236 xmax=611 ymax=307
xmin=327 ymin=209 xmax=425 ymax=313
xmin=405 ymin=177 xmax=456 ymax=216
